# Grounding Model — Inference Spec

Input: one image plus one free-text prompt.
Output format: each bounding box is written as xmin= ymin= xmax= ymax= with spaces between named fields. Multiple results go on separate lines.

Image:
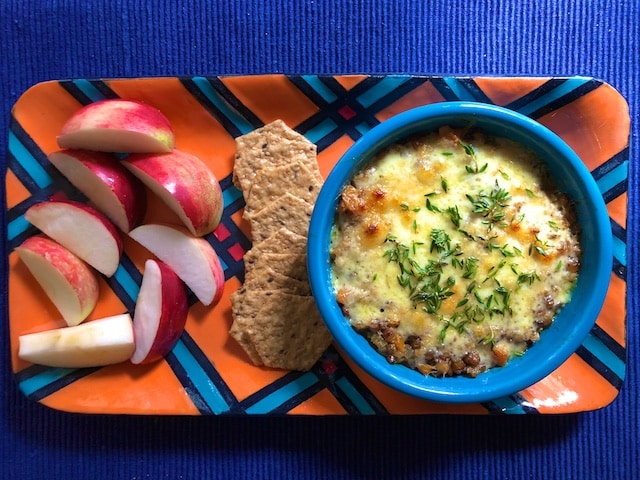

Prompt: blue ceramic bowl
xmin=307 ymin=102 xmax=612 ymax=403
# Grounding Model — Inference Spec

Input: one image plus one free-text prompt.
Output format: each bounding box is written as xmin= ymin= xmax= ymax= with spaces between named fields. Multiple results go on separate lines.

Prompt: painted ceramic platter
xmin=6 ymin=75 xmax=628 ymax=415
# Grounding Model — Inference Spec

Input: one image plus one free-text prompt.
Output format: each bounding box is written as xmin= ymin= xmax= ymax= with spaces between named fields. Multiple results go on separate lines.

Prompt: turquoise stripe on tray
xmin=597 ymin=160 xmax=628 ymax=196
xmin=441 ymin=77 xmax=480 ymax=102
xmin=190 ymin=76 xmax=256 ymax=135
xmin=112 ymin=263 xmax=141 ymax=304
xmin=7 ymin=214 xmax=30 ymax=242
xmin=168 ymin=339 xmax=231 ymax=415
xmin=355 ymin=75 xmax=412 ymax=108
xmin=245 ymin=372 xmax=319 ymax=414
xmin=71 ymin=79 xmax=108 ymax=102
xmin=335 ymin=376 xmax=377 ymax=415
xmin=507 ymin=77 xmax=596 ymax=117
xmin=304 ymin=118 xmax=339 ymax=144
xmin=612 ymin=233 xmax=627 ymax=268
xmin=582 ymin=333 xmax=626 ymax=382
xmin=485 ymin=395 xmax=530 ymax=415
xmin=8 ymin=130 xmax=52 ymax=190
xmin=301 ymin=75 xmax=339 ymax=103
xmin=18 ymin=367 xmax=78 ymax=397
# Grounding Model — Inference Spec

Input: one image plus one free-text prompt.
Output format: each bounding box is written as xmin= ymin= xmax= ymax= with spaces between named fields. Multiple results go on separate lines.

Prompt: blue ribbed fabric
xmin=1 ymin=1 xmax=638 ymax=479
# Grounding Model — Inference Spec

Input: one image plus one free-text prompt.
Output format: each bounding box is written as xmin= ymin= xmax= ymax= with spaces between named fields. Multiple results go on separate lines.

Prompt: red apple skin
xmin=123 ymin=150 xmax=223 ymax=236
xmin=57 ymin=99 xmax=175 ymax=153
xmin=48 ymin=149 xmax=147 ymax=232
xmin=128 ymin=224 xmax=225 ymax=306
xmin=131 ymin=259 xmax=188 ymax=365
xmin=25 ymin=199 xmax=123 ymax=276
xmin=16 ymin=235 xmax=99 ymax=326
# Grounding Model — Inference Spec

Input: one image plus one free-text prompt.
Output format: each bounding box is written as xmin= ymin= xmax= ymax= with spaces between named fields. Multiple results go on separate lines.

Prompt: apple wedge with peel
xmin=131 ymin=259 xmax=188 ymax=365
xmin=123 ymin=149 xmax=223 ymax=236
xmin=18 ymin=313 xmax=135 ymax=368
xmin=25 ymin=200 xmax=123 ymax=277
xmin=16 ymin=235 xmax=99 ymax=326
xmin=48 ymin=149 xmax=147 ymax=232
xmin=57 ymin=99 xmax=175 ymax=153
xmin=128 ymin=224 xmax=225 ymax=306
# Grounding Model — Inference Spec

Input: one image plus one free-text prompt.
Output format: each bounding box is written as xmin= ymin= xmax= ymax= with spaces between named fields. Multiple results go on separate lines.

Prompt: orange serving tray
xmin=5 ymin=75 xmax=629 ymax=415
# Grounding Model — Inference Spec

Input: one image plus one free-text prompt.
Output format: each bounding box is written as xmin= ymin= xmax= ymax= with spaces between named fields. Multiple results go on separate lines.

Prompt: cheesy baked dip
xmin=330 ymin=127 xmax=581 ymax=377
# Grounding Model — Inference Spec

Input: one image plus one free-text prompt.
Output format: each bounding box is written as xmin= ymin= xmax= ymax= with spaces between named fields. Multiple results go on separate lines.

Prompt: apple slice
xmin=131 ymin=259 xmax=188 ymax=364
xmin=18 ymin=314 xmax=135 ymax=368
xmin=48 ymin=149 xmax=147 ymax=232
xmin=128 ymin=224 xmax=225 ymax=306
xmin=16 ymin=235 xmax=99 ymax=326
xmin=123 ymin=149 xmax=223 ymax=236
xmin=57 ymin=99 xmax=174 ymax=153
xmin=25 ymin=200 xmax=123 ymax=277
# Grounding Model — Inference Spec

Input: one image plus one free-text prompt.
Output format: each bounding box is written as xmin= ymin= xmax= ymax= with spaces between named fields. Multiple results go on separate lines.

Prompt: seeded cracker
xmin=243 ymin=266 xmax=311 ymax=296
xmin=230 ymin=120 xmax=330 ymax=371
xmin=251 ymin=227 xmax=308 ymax=255
xmin=243 ymin=250 xmax=308 ymax=282
xmin=229 ymin=288 xmax=265 ymax=365
xmin=247 ymin=292 xmax=332 ymax=372
xmin=245 ymin=192 xmax=314 ymax=243
xmin=233 ymin=119 xmax=318 ymax=193
xmin=244 ymin=162 xmax=322 ymax=217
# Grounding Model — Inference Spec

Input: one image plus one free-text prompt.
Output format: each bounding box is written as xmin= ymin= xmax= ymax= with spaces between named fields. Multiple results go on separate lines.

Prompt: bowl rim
xmin=307 ymin=101 xmax=613 ymax=403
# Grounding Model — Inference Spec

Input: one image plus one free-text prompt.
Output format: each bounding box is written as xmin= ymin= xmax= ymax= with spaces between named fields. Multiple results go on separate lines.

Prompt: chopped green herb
xmin=430 ymin=229 xmax=451 ymax=254
xmin=499 ymin=170 xmax=511 ymax=180
xmin=462 ymin=257 xmax=479 ymax=279
xmin=425 ymin=197 xmax=441 ymax=212
xmin=444 ymin=205 xmax=462 ymax=228
xmin=466 ymin=180 xmax=511 ymax=231
xmin=517 ymin=270 xmax=540 ymax=286
xmin=529 ymin=235 xmax=550 ymax=257
xmin=459 ymin=141 xmax=475 ymax=157
xmin=459 ymin=140 xmax=488 ymax=174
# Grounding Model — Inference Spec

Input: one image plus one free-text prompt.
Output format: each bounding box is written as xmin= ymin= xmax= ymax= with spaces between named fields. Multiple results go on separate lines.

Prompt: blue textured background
xmin=1 ymin=1 xmax=637 ymax=478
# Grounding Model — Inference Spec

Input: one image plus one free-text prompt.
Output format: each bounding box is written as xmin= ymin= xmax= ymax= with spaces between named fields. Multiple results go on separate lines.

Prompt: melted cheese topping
xmin=330 ymin=127 xmax=581 ymax=377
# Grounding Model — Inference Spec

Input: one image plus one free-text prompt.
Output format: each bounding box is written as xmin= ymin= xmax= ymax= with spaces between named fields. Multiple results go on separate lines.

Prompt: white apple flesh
xmin=128 ymin=224 xmax=225 ymax=306
xmin=57 ymin=99 xmax=175 ymax=153
xmin=48 ymin=149 xmax=147 ymax=232
xmin=18 ymin=313 xmax=135 ymax=368
xmin=25 ymin=200 xmax=123 ymax=277
xmin=131 ymin=259 xmax=188 ymax=365
xmin=15 ymin=235 xmax=99 ymax=326
xmin=123 ymin=149 xmax=223 ymax=236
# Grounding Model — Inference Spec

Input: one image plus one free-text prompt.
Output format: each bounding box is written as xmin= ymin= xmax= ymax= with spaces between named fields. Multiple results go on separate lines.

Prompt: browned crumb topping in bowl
xmin=330 ymin=127 xmax=582 ymax=377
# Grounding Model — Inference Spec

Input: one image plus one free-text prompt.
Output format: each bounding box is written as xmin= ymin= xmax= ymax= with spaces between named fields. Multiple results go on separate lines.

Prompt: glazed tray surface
xmin=6 ymin=75 xmax=629 ymax=415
